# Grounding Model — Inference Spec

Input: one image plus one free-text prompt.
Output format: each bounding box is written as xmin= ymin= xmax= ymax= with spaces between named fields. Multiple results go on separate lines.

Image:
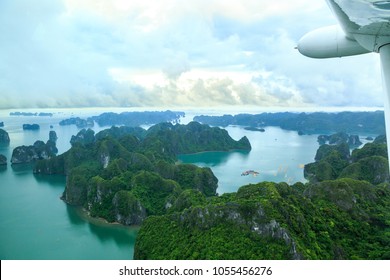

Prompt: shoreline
xmin=61 ymin=198 xmax=140 ymax=230
xmin=177 ymin=148 xmax=250 ymax=157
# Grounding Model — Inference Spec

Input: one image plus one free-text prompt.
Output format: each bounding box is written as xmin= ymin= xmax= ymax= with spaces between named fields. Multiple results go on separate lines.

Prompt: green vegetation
xmin=134 ymin=178 xmax=390 ymax=260
xmin=11 ymin=139 xmax=58 ymax=164
xmin=194 ymin=111 xmax=385 ymax=134
xmin=34 ymin=122 xmax=249 ymax=225
xmin=0 ymin=128 xmax=10 ymax=144
xmin=91 ymin=110 xmax=185 ymax=127
xmin=35 ymin=121 xmax=390 ymax=260
xmin=304 ymin=135 xmax=389 ymax=184
xmin=134 ymin=133 xmax=390 ymax=260
xmin=59 ymin=111 xmax=184 ymax=128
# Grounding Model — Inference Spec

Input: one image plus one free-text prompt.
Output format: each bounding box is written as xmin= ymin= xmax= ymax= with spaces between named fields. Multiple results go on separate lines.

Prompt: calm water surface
xmin=179 ymin=126 xmax=320 ymax=194
xmin=0 ymin=109 xmax=325 ymax=259
xmin=0 ymin=110 xmax=138 ymax=260
xmin=0 ymin=166 xmax=137 ymax=260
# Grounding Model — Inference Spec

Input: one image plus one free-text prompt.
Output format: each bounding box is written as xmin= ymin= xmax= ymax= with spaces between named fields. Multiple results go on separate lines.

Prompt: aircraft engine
xmin=297 ymin=25 xmax=370 ymax=58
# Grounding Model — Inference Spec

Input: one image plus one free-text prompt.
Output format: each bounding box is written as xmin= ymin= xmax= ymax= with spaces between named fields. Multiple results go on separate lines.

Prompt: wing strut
xmin=380 ymin=44 xmax=390 ymax=169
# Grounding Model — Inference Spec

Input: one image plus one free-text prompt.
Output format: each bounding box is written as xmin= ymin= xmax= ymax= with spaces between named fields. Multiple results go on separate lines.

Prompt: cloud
xmin=0 ymin=0 xmax=385 ymax=109
xmin=162 ymin=52 xmax=191 ymax=80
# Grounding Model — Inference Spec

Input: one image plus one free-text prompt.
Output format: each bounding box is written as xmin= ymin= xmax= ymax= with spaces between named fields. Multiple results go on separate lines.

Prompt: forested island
xmin=134 ymin=133 xmax=390 ymax=260
xmin=194 ymin=111 xmax=386 ymax=134
xmin=91 ymin=110 xmax=185 ymax=127
xmin=28 ymin=114 xmax=390 ymax=260
xmin=59 ymin=117 xmax=94 ymax=128
xmin=10 ymin=112 xmax=53 ymax=117
xmin=11 ymin=131 xmax=58 ymax=164
xmin=59 ymin=110 xmax=185 ymax=128
xmin=0 ymin=128 xmax=10 ymax=144
xmin=0 ymin=154 xmax=7 ymax=165
xmin=22 ymin=124 xmax=40 ymax=130
xmin=34 ymin=122 xmax=251 ymax=225
xmin=304 ymin=133 xmax=388 ymax=184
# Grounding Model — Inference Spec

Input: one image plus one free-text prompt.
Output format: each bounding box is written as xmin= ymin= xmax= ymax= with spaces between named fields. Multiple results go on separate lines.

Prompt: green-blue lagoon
xmin=0 ymin=109 xmax=324 ymax=259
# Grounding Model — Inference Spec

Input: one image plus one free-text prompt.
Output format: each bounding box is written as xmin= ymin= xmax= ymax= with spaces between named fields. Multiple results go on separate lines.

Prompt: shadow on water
xmin=0 ymin=165 xmax=7 ymax=173
xmin=33 ymin=173 xmax=66 ymax=189
xmin=11 ymin=163 xmax=34 ymax=176
xmin=88 ymin=222 xmax=138 ymax=246
xmin=0 ymin=142 xmax=10 ymax=149
xmin=0 ymin=143 xmax=10 ymax=159
xmin=178 ymin=150 xmax=250 ymax=166
xmin=33 ymin=171 xmax=137 ymax=248
xmin=65 ymin=204 xmax=86 ymax=226
xmin=65 ymin=203 xmax=138 ymax=246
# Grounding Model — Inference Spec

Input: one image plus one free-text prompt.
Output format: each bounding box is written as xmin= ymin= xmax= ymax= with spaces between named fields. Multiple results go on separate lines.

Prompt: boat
xmin=241 ymin=170 xmax=260 ymax=177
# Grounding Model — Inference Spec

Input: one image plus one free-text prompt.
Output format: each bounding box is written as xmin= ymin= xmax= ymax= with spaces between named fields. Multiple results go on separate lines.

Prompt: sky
xmin=0 ymin=0 xmax=385 ymax=109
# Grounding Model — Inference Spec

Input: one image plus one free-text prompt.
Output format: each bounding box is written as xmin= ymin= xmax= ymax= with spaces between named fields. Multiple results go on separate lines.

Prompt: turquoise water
xmin=0 ymin=111 xmax=138 ymax=260
xmin=0 ymin=109 xmax=326 ymax=260
xmin=179 ymin=126 xmax=320 ymax=194
xmin=0 ymin=166 xmax=137 ymax=260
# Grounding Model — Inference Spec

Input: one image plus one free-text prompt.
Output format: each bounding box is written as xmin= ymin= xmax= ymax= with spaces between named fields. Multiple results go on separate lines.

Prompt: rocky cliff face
xmin=305 ymin=135 xmax=389 ymax=184
xmin=62 ymin=168 xmax=88 ymax=205
xmin=11 ymin=132 xmax=58 ymax=164
xmin=112 ymin=191 xmax=147 ymax=225
xmin=11 ymin=145 xmax=38 ymax=164
xmin=194 ymin=111 xmax=386 ymax=134
xmin=0 ymin=128 xmax=10 ymax=144
xmin=70 ymin=129 xmax=95 ymax=147
xmin=11 ymin=141 xmax=53 ymax=164
xmin=59 ymin=117 xmax=94 ymax=128
xmin=175 ymin=203 xmax=302 ymax=259
xmin=134 ymin=182 xmax=309 ymax=260
xmin=22 ymin=124 xmax=40 ymax=130
xmin=0 ymin=154 xmax=7 ymax=165
xmin=134 ymin=179 xmax=390 ymax=260
xmin=49 ymin=131 xmax=58 ymax=142
xmin=35 ymin=123 xmax=246 ymax=227
xmin=317 ymin=132 xmax=363 ymax=148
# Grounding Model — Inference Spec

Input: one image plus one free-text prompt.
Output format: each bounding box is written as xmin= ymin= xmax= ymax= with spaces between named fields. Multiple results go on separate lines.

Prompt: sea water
xmin=0 ymin=108 xmax=334 ymax=260
xmin=179 ymin=126 xmax=320 ymax=194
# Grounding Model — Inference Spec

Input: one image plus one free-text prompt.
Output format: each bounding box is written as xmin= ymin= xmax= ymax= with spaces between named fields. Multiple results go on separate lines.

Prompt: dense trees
xmin=134 ymin=178 xmax=390 ymax=260
xmin=134 ymin=133 xmax=390 ymax=260
xmin=194 ymin=111 xmax=386 ymax=134
xmin=35 ymin=121 xmax=390 ymax=260
xmin=34 ymin=122 xmax=250 ymax=225
xmin=304 ymin=134 xmax=389 ymax=184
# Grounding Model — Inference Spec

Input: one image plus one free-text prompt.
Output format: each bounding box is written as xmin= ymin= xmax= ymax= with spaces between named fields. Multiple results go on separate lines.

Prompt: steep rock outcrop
xmin=11 ymin=136 xmax=58 ymax=164
xmin=22 ymin=124 xmax=40 ymax=130
xmin=11 ymin=144 xmax=40 ymax=164
xmin=0 ymin=128 xmax=10 ymax=144
xmin=35 ymin=122 xmax=245 ymax=226
xmin=134 ymin=180 xmax=390 ymax=260
xmin=176 ymin=204 xmax=302 ymax=260
xmin=70 ymin=128 xmax=95 ymax=147
xmin=59 ymin=117 xmax=94 ymax=128
xmin=112 ymin=191 xmax=147 ymax=225
xmin=134 ymin=182 xmax=309 ymax=260
xmin=305 ymin=137 xmax=389 ymax=184
xmin=0 ymin=154 xmax=7 ymax=165
xmin=49 ymin=131 xmax=58 ymax=142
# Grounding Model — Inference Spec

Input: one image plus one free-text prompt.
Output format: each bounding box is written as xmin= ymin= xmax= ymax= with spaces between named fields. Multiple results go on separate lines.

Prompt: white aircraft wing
xmin=328 ymin=0 xmax=390 ymax=38
xmin=298 ymin=0 xmax=390 ymax=171
xmin=298 ymin=0 xmax=390 ymax=58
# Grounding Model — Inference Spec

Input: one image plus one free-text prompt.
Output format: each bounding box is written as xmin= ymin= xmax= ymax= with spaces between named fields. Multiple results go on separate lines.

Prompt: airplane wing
xmin=298 ymin=0 xmax=390 ymax=58
xmin=327 ymin=0 xmax=390 ymax=38
xmin=327 ymin=0 xmax=390 ymax=51
xmin=297 ymin=0 xmax=390 ymax=170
